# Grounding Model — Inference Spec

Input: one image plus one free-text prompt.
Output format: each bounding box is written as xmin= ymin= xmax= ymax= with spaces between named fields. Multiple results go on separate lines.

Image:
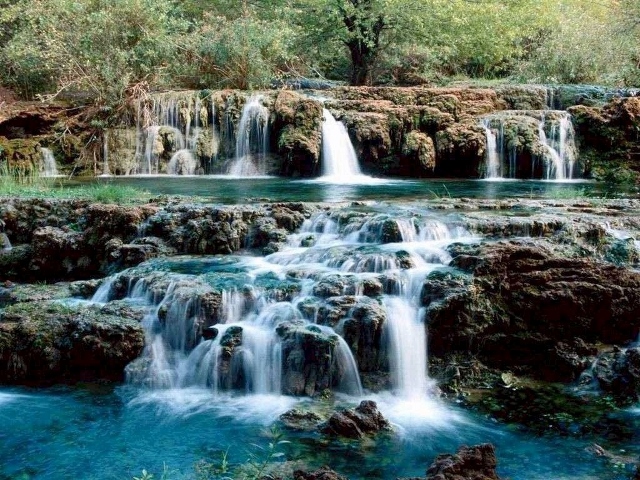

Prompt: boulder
xmin=593 ymin=347 xmax=640 ymax=403
xmin=0 ymin=301 xmax=145 ymax=385
xmin=278 ymin=322 xmax=340 ymax=396
xmin=425 ymin=444 xmax=501 ymax=480
xmin=321 ymin=400 xmax=391 ymax=439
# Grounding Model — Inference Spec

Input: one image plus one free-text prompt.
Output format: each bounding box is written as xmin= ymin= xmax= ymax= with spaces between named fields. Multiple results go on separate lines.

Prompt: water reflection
xmin=73 ymin=176 xmax=628 ymax=204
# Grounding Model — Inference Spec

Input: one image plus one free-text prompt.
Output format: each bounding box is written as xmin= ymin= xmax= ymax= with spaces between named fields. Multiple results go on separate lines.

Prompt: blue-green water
xmin=1 ymin=386 xmax=638 ymax=479
xmin=3 ymin=179 xmax=640 ymax=479
xmin=80 ymin=176 xmax=631 ymax=203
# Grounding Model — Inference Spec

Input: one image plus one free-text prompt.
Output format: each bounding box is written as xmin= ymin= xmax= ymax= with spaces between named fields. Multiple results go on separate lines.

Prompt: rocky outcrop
xmin=428 ymin=242 xmax=640 ymax=382
xmin=0 ymin=199 xmax=318 ymax=281
xmin=0 ymin=299 xmax=145 ymax=385
xmin=425 ymin=444 xmax=501 ymax=480
xmin=278 ymin=322 xmax=342 ymax=396
xmin=569 ymin=96 xmax=640 ymax=181
xmin=273 ymin=91 xmax=323 ymax=177
xmin=321 ymin=400 xmax=391 ymax=439
xmin=593 ymin=347 xmax=640 ymax=403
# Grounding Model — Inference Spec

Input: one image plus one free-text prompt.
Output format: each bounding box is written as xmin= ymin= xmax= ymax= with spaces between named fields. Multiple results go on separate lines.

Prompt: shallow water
xmin=4 ymin=184 xmax=640 ymax=479
xmin=71 ymin=176 xmax=631 ymax=203
xmin=0 ymin=386 xmax=637 ymax=480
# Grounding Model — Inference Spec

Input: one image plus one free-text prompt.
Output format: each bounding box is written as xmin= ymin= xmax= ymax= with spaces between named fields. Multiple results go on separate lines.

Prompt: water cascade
xmin=40 ymin=148 xmax=59 ymax=177
xmin=0 ymin=233 xmax=11 ymax=252
xmin=482 ymin=118 xmax=502 ymax=179
xmin=228 ymin=96 xmax=270 ymax=176
xmin=101 ymin=131 xmax=111 ymax=176
xmin=128 ymin=92 xmax=217 ymax=175
xmin=93 ymin=208 xmax=471 ymax=400
xmin=317 ymin=108 xmax=386 ymax=185
xmin=480 ymin=111 xmax=578 ymax=180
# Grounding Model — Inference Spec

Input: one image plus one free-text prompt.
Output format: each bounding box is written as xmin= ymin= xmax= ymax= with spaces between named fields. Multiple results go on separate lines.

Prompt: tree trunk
xmin=340 ymin=0 xmax=385 ymax=86
xmin=348 ymin=41 xmax=373 ymax=86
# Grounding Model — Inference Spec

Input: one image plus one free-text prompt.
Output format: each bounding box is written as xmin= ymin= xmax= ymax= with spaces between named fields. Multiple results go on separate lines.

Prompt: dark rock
xmin=321 ymin=400 xmax=391 ymax=439
xmin=428 ymin=242 xmax=640 ymax=382
xmin=425 ymin=443 xmax=501 ymax=480
xmin=278 ymin=322 xmax=340 ymax=396
xmin=593 ymin=347 xmax=640 ymax=403
xmin=293 ymin=466 xmax=348 ymax=480
xmin=0 ymin=301 xmax=145 ymax=385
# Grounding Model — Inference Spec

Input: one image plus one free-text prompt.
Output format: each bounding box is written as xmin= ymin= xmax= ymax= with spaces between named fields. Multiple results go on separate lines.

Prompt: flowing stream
xmin=1 ymin=203 xmax=639 ymax=479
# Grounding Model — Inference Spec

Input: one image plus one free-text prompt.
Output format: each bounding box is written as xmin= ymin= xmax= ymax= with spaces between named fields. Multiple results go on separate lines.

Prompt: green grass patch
xmin=0 ymin=174 xmax=149 ymax=204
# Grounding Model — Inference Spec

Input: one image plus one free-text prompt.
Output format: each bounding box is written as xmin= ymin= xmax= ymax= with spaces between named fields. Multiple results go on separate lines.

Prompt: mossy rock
xmin=0 ymin=300 xmax=145 ymax=385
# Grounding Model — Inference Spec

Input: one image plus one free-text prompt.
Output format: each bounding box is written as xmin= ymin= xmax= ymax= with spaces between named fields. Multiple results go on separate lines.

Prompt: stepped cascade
xmin=40 ymin=148 xmax=59 ymax=177
xmin=132 ymin=92 xmax=215 ymax=175
xmin=481 ymin=111 xmax=578 ymax=180
xmin=114 ymin=92 xmax=272 ymax=176
xmin=92 ymin=207 xmax=471 ymax=398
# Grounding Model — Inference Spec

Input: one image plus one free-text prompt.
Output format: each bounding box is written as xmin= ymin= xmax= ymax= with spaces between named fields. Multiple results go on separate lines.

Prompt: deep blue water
xmin=0 ymin=386 xmax=638 ymax=480
xmin=77 ymin=176 xmax=633 ymax=203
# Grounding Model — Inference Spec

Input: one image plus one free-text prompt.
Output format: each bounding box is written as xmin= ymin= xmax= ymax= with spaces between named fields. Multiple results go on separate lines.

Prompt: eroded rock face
xmin=273 ymin=91 xmax=323 ymax=177
xmin=278 ymin=322 xmax=341 ymax=396
xmin=0 ymin=200 xmax=318 ymax=281
xmin=428 ymin=242 xmax=640 ymax=382
xmin=0 ymin=300 xmax=145 ymax=385
xmin=569 ymin=96 xmax=640 ymax=181
xmin=425 ymin=444 xmax=501 ymax=480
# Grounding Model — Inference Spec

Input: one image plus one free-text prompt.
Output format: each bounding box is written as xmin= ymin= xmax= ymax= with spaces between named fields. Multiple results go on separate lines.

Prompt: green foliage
xmin=0 ymin=0 xmax=638 ymax=101
xmin=0 ymin=168 xmax=149 ymax=203
xmin=0 ymin=0 xmax=188 ymax=102
xmin=179 ymin=12 xmax=299 ymax=89
xmin=193 ymin=425 xmax=290 ymax=480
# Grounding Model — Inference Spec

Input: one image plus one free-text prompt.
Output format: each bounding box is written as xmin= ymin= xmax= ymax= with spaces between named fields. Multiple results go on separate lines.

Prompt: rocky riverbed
xmin=1 ymin=196 xmax=640 ymax=478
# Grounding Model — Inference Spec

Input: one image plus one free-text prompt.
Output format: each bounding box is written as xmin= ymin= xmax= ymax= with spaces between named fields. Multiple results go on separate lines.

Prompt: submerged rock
xmin=294 ymin=466 xmax=348 ymax=480
xmin=425 ymin=443 xmax=501 ymax=480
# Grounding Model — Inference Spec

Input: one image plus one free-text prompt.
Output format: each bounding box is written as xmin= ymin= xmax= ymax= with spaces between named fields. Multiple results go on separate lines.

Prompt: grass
xmin=0 ymin=167 xmax=149 ymax=203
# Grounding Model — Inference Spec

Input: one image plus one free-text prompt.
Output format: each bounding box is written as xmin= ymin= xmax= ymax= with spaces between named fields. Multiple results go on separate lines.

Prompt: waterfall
xmin=128 ymin=92 xmax=218 ymax=175
xmin=0 ymin=233 xmax=11 ymax=252
xmin=167 ymin=149 xmax=197 ymax=175
xmin=40 ymin=148 xmax=59 ymax=177
xmin=480 ymin=111 xmax=578 ymax=181
xmin=228 ymin=96 xmax=269 ymax=176
xmin=482 ymin=119 xmax=501 ymax=179
xmin=320 ymin=109 xmax=366 ymax=182
xmin=95 ymin=206 xmax=473 ymax=403
xmin=101 ymin=131 xmax=111 ymax=176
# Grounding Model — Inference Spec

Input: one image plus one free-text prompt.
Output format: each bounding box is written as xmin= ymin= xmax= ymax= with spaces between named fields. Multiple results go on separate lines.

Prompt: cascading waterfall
xmin=128 ymin=92 xmax=217 ymax=175
xmin=40 ymin=148 xmax=59 ymax=177
xmin=94 ymin=207 xmax=471 ymax=402
xmin=480 ymin=111 xmax=577 ymax=181
xmin=228 ymin=96 xmax=269 ymax=176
